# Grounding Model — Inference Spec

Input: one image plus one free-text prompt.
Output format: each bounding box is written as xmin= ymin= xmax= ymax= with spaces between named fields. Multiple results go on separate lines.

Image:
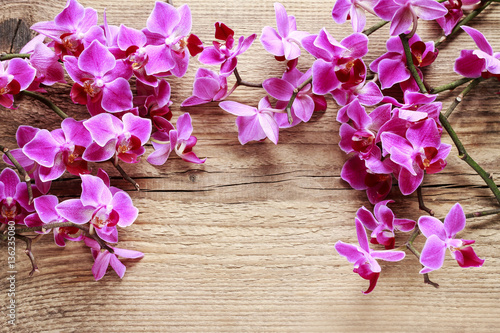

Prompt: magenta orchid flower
xmin=64 ymin=40 xmax=133 ymax=115
xmin=30 ymin=0 xmax=105 ymax=58
xmin=454 ymin=26 xmax=500 ymax=78
xmin=20 ymin=35 xmax=66 ymax=92
xmin=338 ymin=101 xmax=391 ymax=159
xmin=418 ymin=203 xmax=485 ymax=274
xmin=263 ymin=67 xmax=326 ymax=127
xmin=341 ymin=154 xmax=394 ymax=204
xmin=83 ymin=112 xmax=152 ymax=164
xmin=374 ymin=0 xmax=447 ymax=36
xmin=260 ymin=2 xmax=309 ymax=60
xmin=335 ymin=218 xmax=406 ymax=294
xmin=357 ymin=200 xmax=416 ymax=249
xmin=147 ymin=113 xmax=206 ymax=165
xmin=0 ymin=58 xmax=36 ymax=109
xmin=380 ymin=118 xmax=451 ymax=195
xmin=199 ymin=22 xmax=257 ymax=77
xmin=25 ymin=195 xmax=84 ymax=246
xmin=84 ymin=237 xmax=143 ymax=281
xmin=302 ymin=29 xmax=368 ymax=95
xmin=22 ymin=118 xmax=92 ymax=182
xmin=143 ymin=2 xmax=193 ymax=77
xmin=135 ymin=79 xmax=173 ymax=125
xmin=56 ymin=172 xmax=139 ymax=243
xmin=370 ymin=33 xmax=438 ymax=91
xmin=332 ymin=0 xmax=379 ymax=33
xmin=219 ymin=96 xmax=284 ymax=145
xmin=0 ymin=168 xmax=36 ymax=225
xmin=2 ymin=126 xmax=52 ymax=194
xmin=181 ymin=68 xmax=229 ymax=107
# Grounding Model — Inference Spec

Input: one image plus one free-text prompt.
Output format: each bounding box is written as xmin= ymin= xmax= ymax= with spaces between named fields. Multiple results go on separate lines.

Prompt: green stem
xmin=465 ymin=208 xmax=500 ymax=219
xmin=439 ymin=113 xmax=500 ymax=205
xmin=362 ymin=20 xmax=389 ymax=36
xmin=430 ymin=77 xmax=473 ymax=94
xmin=0 ymin=53 xmax=30 ymax=61
xmin=435 ymin=0 xmax=494 ymax=48
xmin=400 ymin=34 xmax=428 ymax=94
xmin=22 ymin=90 xmax=68 ymax=119
xmin=443 ymin=77 xmax=484 ymax=118
xmin=285 ymin=76 xmax=312 ymax=124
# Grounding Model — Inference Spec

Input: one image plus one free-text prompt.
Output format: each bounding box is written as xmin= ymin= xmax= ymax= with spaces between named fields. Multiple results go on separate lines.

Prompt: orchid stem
xmin=362 ymin=20 xmax=388 ymax=36
xmin=439 ymin=113 xmax=500 ymax=205
xmin=443 ymin=77 xmax=484 ymax=118
xmin=400 ymin=34 xmax=428 ymax=93
xmin=0 ymin=53 xmax=30 ymax=61
xmin=112 ymin=160 xmax=140 ymax=191
xmin=430 ymin=77 xmax=473 ymax=94
xmin=0 ymin=144 xmax=33 ymax=204
xmin=286 ymin=76 xmax=312 ymax=125
xmin=417 ymin=186 xmax=434 ymax=216
xmin=233 ymin=67 xmax=263 ymax=88
xmin=14 ymin=234 xmax=39 ymax=277
xmin=435 ymin=0 xmax=493 ymax=48
xmin=465 ymin=208 xmax=500 ymax=219
xmin=22 ymin=90 xmax=68 ymax=119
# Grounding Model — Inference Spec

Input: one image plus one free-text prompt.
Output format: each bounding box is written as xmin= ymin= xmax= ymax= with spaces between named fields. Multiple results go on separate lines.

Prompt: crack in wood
xmin=10 ymin=19 xmax=22 ymax=53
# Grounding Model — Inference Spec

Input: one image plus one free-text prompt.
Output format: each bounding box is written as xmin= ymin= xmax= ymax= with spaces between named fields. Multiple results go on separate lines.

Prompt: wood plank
xmin=1 ymin=0 xmax=500 ymax=332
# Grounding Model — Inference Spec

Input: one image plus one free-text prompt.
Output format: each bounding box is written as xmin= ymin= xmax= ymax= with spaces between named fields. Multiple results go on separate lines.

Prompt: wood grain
xmin=1 ymin=0 xmax=500 ymax=332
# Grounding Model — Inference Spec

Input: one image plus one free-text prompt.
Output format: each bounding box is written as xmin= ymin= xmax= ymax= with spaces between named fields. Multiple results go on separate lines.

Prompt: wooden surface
xmin=1 ymin=0 xmax=500 ymax=332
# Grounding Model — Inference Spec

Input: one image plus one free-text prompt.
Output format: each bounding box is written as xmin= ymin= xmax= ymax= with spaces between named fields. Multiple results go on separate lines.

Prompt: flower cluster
xmin=1 ymin=0 xmax=495 ymax=288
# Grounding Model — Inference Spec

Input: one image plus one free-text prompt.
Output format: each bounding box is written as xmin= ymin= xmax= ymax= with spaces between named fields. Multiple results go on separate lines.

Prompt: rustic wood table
xmin=1 ymin=0 xmax=500 ymax=332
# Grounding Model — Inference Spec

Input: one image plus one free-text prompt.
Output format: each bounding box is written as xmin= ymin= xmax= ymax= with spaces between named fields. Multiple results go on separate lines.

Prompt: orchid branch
xmin=417 ymin=186 xmax=434 ymax=216
xmin=0 ymin=53 xmax=30 ymax=61
xmin=439 ymin=113 xmax=500 ymax=205
xmin=111 ymin=159 xmax=140 ymax=191
xmin=0 ymin=144 xmax=34 ymax=204
xmin=285 ymin=76 xmax=312 ymax=124
xmin=22 ymin=90 xmax=69 ymax=119
xmin=430 ymin=77 xmax=474 ymax=94
xmin=233 ymin=67 xmax=263 ymax=88
xmin=443 ymin=77 xmax=484 ymax=118
xmin=400 ymin=33 xmax=428 ymax=93
xmin=362 ymin=20 xmax=389 ymax=36
xmin=14 ymin=234 xmax=39 ymax=277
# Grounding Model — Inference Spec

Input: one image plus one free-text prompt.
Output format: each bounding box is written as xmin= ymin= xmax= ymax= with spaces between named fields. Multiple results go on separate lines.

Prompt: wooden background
xmin=1 ymin=0 xmax=500 ymax=332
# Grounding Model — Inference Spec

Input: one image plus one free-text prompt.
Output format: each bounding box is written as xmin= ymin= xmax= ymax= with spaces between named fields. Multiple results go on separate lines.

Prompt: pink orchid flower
xmin=454 ymin=26 xmax=500 ymax=79
xmin=0 ymin=58 xmax=36 ymax=109
xmin=147 ymin=113 xmax=206 ymax=165
xmin=143 ymin=2 xmax=193 ymax=77
xmin=84 ymin=237 xmax=143 ymax=281
xmin=83 ymin=112 xmax=152 ymax=164
xmin=56 ymin=172 xmax=139 ymax=243
xmin=219 ymin=96 xmax=284 ymax=145
xmin=374 ymin=0 xmax=447 ymax=36
xmin=335 ymin=218 xmax=406 ymax=294
xmin=181 ymin=68 xmax=228 ymax=107
xmin=357 ymin=200 xmax=416 ymax=249
xmin=332 ymin=0 xmax=379 ymax=33
xmin=369 ymin=33 xmax=438 ymax=91
xmin=19 ymin=35 xmax=66 ymax=92
xmin=302 ymin=29 xmax=368 ymax=95
xmin=30 ymin=0 xmax=105 ymax=58
xmin=419 ymin=203 xmax=485 ymax=274
xmin=263 ymin=67 xmax=326 ymax=127
xmin=380 ymin=118 xmax=451 ymax=195
xmin=22 ymin=118 xmax=92 ymax=182
xmin=24 ymin=195 xmax=84 ymax=246
xmin=0 ymin=168 xmax=36 ymax=225
xmin=64 ymin=40 xmax=133 ymax=115
xmin=198 ymin=22 xmax=257 ymax=77
xmin=260 ymin=2 xmax=309 ymax=60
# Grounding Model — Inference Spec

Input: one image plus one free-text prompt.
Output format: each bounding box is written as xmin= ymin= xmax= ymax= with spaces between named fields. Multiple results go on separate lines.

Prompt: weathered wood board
xmin=1 ymin=0 xmax=500 ymax=331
